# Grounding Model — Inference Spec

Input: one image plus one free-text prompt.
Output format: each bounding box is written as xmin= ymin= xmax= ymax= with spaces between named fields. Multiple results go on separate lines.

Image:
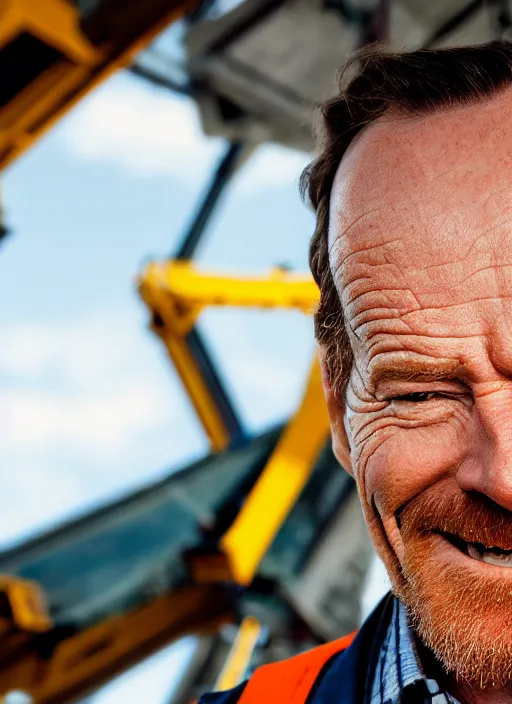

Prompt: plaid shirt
xmin=370 ymin=597 xmax=460 ymax=704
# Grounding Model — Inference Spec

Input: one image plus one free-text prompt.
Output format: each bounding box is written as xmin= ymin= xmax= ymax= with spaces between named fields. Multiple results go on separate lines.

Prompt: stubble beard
xmin=394 ymin=488 xmax=512 ymax=690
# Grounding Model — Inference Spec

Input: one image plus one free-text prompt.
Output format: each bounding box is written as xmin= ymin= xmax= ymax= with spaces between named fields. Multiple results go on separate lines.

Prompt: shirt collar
xmin=370 ymin=597 xmax=460 ymax=704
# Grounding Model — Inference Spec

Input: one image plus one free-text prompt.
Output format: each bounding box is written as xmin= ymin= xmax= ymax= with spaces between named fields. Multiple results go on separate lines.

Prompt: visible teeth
xmin=467 ymin=544 xmax=481 ymax=560
xmin=481 ymin=552 xmax=512 ymax=567
xmin=466 ymin=543 xmax=512 ymax=567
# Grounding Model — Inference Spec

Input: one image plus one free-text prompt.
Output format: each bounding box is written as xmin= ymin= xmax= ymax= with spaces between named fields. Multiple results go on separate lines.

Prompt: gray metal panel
xmin=0 ymin=430 xmax=280 ymax=628
xmin=179 ymin=0 xmax=505 ymax=150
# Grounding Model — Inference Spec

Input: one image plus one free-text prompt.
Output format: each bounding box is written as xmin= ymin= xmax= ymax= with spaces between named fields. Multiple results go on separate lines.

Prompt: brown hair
xmin=302 ymin=40 xmax=512 ymax=397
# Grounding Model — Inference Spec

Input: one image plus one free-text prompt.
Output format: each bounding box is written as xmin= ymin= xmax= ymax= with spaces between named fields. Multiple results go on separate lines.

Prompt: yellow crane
xmin=0 ymin=0 xmax=197 ymax=170
xmin=139 ymin=260 xmax=329 ymax=587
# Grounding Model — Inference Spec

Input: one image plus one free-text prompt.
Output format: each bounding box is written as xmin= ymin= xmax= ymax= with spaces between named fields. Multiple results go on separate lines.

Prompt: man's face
xmin=327 ymin=90 xmax=512 ymax=688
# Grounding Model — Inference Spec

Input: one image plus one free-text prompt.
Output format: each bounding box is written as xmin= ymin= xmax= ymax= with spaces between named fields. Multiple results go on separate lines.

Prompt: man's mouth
xmin=443 ymin=532 xmax=512 ymax=567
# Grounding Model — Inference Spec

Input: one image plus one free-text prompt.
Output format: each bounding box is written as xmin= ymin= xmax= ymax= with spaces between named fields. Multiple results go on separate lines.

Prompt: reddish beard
xmin=396 ymin=484 xmax=512 ymax=689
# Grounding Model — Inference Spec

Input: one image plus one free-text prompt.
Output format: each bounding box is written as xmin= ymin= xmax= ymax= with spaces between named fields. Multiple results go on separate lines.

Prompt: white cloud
xmin=0 ymin=384 xmax=165 ymax=454
xmin=0 ymin=311 xmax=204 ymax=545
xmin=1 ymin=314 xmax=164 ymax=389
xmin=0 ymin=455 xmax=86 ymax=545
xmin=1 ymin=325 xmax=56 ymax=376
xmin=0 ymin=314 xmax=172 ymax=454
xmin=232 ymin=145 xmax=310 ymax=197
xmin=60 ymin=74 xmax=309 ymax=192
xmin=61 ymin=76 xmax=221 ymax=179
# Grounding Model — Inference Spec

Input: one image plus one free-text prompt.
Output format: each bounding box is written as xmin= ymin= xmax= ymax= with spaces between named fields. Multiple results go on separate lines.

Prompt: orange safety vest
xmin=238 ymin=632 xmax=357 ymax=704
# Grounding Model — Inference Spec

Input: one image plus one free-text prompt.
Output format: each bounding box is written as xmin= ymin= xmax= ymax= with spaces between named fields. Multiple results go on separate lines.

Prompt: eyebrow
xmin=368 ymin=358 xmax=462 ymax=389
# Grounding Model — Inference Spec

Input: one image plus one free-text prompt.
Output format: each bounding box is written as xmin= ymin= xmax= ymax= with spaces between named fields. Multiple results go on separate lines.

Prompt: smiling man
xmin=200 ymin=41 xmax=512 ymax=704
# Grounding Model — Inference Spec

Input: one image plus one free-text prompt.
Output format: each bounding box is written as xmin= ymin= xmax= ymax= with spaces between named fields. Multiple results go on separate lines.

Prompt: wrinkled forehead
xmin=328 ymin=89 xmax=512 ymax=281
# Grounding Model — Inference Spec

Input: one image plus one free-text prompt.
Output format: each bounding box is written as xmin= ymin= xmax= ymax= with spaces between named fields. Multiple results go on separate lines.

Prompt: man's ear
xmin=318 ymin=346 xmax=353 ymax=475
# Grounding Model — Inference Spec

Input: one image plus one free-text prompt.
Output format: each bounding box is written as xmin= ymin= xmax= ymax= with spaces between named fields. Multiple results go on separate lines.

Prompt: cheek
xmin=352 ymin=410 xmax=472 ymax=520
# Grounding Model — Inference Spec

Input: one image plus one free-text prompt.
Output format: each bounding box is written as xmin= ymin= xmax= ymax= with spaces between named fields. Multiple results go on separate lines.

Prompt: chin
xmin=396 ymin=531 xmax=512 ymax=689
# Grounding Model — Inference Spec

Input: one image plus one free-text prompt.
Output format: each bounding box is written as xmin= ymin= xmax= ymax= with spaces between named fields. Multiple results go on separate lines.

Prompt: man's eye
xmin=393 ymin=392 xmax=433 ymax=403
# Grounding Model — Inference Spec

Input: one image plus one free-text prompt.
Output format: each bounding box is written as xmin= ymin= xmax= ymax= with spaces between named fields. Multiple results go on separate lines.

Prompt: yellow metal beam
xmin=220 ymin=360 xmax=330 ymax=586
xmin=0 ymin=0 xmax=98 ymax=64
xmin=0 ymin=575 xmax=52 ymax=634
xmin=0 ymin=585 xmax=231 ymax=704
xmin=153 ymin=324 xmax=231 ymax=453
xmin=215 ymin=616 xmax=261 ymax=692
xmin=140 ymin=261 xmax=319 ymax=320
xmin=138 ymin=261 xmax=319 ymax=453
xmin=0 ymin=0 xmax=198 ymax=171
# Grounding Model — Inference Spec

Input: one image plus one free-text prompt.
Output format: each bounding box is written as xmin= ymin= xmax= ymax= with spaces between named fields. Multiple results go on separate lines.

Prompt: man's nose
xmin=456 ymin=391 xmax=512 ymax=511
